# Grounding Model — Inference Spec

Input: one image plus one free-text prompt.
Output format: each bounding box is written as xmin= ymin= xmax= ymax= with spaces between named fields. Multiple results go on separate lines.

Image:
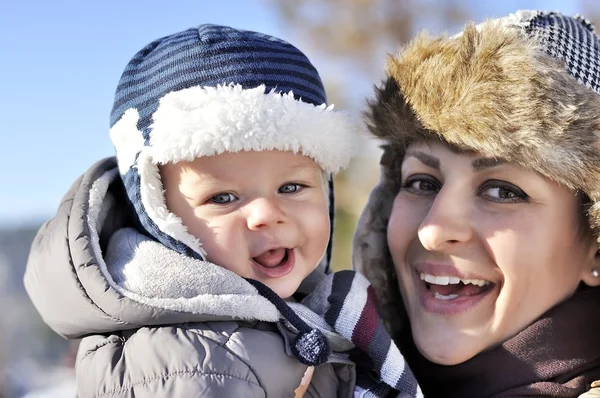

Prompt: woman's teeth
xmin=434 ymin=292 xmax=458 ymax=300
xmin=420 ymin=273 xmax=490 ymax=287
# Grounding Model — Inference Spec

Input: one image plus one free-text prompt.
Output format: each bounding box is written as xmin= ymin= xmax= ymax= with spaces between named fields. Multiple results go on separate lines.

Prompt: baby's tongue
xmin=253 ymin=248 xmax=286 ymax=268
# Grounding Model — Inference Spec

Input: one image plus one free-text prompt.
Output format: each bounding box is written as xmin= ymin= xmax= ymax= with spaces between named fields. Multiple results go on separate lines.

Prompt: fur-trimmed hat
xmin=354 ymin=10 xmax=600 ymax=339
xmin=109 ymin=24 xmax=355 ymax=261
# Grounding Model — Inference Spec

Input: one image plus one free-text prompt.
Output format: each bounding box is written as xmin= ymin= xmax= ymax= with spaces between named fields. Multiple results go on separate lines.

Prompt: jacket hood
xmin=354 ymin=11 xmax=600 ymax=340
xmin=24 ymin=157 xmax=329 ymax=338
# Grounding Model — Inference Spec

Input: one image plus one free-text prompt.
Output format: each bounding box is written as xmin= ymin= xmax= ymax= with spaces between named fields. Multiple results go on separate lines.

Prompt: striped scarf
xmin=322 ymin=271 xmax=422 ymax=397
xmin=248 ymin=270 xmax=422 ymax=397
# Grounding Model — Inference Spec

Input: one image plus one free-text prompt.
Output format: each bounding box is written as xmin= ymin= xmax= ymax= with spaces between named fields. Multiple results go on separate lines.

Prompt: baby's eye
xmin=210 ymin=193 xmax=237 ymax=204
xmin=278 ymin=183 xmax=303 ymax=194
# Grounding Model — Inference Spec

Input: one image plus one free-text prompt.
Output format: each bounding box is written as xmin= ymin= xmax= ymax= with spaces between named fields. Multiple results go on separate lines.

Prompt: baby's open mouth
xmin=421 ymin=273 xmax=494 ymax=300
xmin=252 ymin=248 xmax=290 ymax=268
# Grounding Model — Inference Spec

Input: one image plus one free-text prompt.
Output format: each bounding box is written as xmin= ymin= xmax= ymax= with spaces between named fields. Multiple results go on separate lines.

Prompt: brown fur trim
xmin=352 ymin=150 xmax=406 ymax=341
xmin=365 ymin=19 xmax=600 ymax=243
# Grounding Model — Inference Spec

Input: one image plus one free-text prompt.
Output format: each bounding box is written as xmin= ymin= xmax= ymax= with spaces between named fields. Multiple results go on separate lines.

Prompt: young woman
xmin=354 ymin=10 xmax=600 ymax=398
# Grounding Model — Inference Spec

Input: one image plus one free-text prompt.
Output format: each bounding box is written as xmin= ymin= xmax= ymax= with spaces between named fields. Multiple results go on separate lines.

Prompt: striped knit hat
xmin=108 ymin=24 xmax=355 ymax=261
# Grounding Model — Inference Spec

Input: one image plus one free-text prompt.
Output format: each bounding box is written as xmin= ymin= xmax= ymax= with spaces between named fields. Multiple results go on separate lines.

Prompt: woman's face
xmin=388 ymin=141 xmax=600 ymax=365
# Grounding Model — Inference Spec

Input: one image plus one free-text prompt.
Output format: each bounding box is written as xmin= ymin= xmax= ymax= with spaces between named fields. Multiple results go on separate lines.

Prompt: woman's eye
xmin=401 ymin=177 xmax=439 ymax=195
xmin=483 ymin=187 xmax=516 ymax=199
xmin=480 ymin=182 xmax=528 ymax=203
xmin=210 ymin=193 xmax=237 ymax=204
xmin=279 ymin=183 xmax=303 ymax=194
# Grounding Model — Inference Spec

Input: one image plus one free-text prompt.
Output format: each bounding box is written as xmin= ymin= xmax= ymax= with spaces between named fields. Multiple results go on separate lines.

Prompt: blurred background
xmin=1 ymin=1 xmax=597 ymax=396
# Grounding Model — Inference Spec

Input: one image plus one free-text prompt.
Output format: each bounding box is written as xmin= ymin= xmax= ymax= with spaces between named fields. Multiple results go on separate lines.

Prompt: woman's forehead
xmin=403 ymin=141 xmax=503 ymax=165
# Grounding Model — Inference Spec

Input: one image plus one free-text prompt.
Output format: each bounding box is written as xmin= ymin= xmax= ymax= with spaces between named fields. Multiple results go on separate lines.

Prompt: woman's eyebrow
xmin=471 ymin=157 xmax=506 ymax=171
xmin=405 ymin=151 xmax=439 ymax=170
xmin=406 ymin=151 xmax=506 ymax=171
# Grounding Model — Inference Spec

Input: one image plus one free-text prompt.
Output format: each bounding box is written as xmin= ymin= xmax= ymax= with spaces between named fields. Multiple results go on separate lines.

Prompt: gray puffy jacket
xmin=24 ymin=158 xmax=356 ymax=398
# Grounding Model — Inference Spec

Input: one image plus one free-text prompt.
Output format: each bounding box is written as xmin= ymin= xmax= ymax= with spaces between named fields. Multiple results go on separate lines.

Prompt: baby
xmin=25 ymin=23 xmax=421 ymax=397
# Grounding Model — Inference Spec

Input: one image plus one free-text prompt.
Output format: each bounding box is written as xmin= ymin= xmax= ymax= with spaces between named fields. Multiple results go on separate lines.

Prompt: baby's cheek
xmin=201 ymin=227 xmax=244 ymax=265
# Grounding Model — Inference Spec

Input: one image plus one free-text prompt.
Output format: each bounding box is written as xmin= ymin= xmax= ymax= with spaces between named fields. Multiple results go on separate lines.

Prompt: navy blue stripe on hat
xmin=118 ymin=49 xmax=317 ymax=88
xmin=113 ymin=62 xmax=324 ymax=117
xmin=110 ymin=24 xmax=326 ymax=128
xmin=120 ymin=35 xmax=309 ymax=79
xmin=124 ymin=30 xmax=199 ymax=67
xmin=116 ymin=48 xmax=321 ymax=92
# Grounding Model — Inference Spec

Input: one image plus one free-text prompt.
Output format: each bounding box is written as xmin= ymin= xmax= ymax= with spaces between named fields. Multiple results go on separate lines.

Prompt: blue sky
xmin=0 ymin=0 xmax=584 ymax=227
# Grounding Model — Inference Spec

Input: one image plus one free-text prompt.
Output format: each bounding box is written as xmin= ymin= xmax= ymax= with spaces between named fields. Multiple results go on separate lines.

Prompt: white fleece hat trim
xmin=110 ymin=83 xmax=356 ymax=175
xmin=110 ymin=84 xmax=356 ymax=173
xmin=109 ymin=108 xmax=145 ymax=175
xmin=152 ymin=84 xmax=355 ymax=170
xmin=137 ymin=150 xmax=208 ymax=257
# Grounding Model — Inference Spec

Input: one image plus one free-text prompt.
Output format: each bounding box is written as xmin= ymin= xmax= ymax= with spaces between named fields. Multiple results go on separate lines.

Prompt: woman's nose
xmin=417 ymin=189 xmax=473 ymax=252
xmin=246 ymin=198 xmax=286 ymax=230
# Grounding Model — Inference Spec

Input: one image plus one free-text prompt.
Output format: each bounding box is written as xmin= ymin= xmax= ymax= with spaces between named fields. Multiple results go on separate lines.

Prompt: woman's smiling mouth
xmin=414 ymin=266 xmax=496 ymax=315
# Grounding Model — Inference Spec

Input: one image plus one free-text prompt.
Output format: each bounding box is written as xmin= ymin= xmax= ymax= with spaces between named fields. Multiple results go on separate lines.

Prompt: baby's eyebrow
xmin=282 ymin=162 xmax=321 ymax=174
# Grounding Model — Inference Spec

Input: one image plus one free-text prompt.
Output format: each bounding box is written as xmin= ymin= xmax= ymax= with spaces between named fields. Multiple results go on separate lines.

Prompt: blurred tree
xmin=266 ymin=0 xmax=470 ymax=271
xmin=268 ymin=0 xmax=468 ymax=93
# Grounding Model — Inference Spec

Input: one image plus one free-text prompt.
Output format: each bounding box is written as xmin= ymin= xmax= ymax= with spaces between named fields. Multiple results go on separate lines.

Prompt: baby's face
xmin=161 ymin=150 xmax=330 ymax=298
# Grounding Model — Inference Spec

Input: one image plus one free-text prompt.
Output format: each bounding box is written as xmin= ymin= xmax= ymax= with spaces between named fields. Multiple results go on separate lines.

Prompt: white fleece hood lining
xmin=137 ymin=150 xmax=208 ymax=258
xmin=87 ymin=169 xmax=280 ymax=321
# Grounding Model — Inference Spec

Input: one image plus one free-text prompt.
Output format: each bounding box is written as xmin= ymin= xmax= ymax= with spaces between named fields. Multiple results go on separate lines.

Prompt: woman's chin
xmin=419 ymin=347 xmax=475 ymax=366
xmin=412 ymin=326 xmax=481 ymax=366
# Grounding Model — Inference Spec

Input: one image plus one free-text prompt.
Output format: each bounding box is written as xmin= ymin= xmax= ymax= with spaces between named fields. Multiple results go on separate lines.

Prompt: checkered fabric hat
xmin=521 ymin=11 xmax=600 ymax=94
xmin=109 ymin=24 xmax=355 ymax=261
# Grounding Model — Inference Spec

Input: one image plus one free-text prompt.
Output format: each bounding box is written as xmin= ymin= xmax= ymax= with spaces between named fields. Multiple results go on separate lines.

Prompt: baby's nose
xmin=247 ymin=198 xmax=286 ymax=230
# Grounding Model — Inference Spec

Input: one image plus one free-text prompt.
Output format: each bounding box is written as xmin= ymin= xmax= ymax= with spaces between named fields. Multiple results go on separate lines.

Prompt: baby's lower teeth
xmin=434 ymin=292 xmax=459 ymax=301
